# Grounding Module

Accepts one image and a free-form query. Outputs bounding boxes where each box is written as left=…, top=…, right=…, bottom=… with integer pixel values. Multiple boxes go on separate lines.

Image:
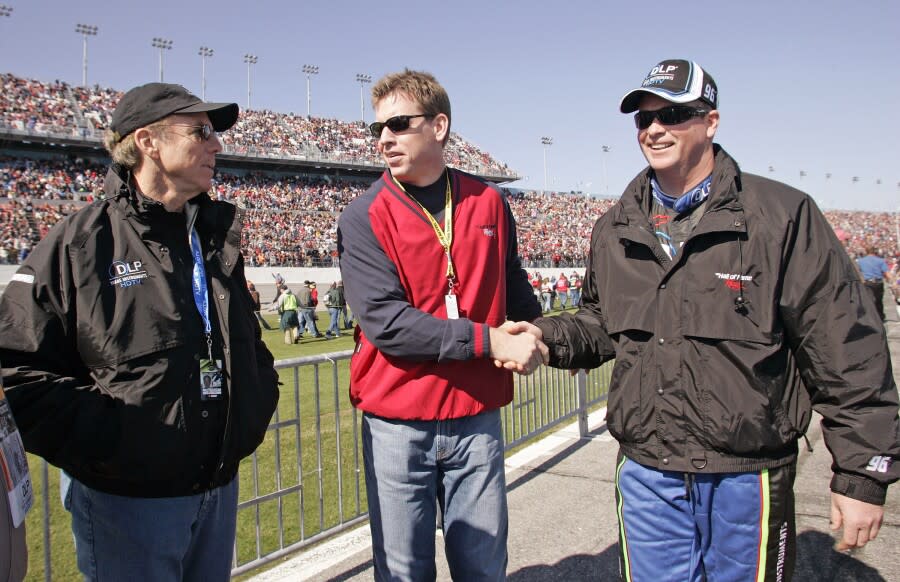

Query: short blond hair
left=372, top=69, right=451, bottom=143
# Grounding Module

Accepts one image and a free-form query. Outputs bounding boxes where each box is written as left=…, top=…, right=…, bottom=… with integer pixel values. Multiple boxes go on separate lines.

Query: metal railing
left=25, top=351, right=611, bottom=581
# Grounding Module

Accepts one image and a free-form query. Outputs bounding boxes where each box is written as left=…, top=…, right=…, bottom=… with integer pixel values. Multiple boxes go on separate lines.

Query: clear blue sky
left=2, top=0, right=898, bottom=210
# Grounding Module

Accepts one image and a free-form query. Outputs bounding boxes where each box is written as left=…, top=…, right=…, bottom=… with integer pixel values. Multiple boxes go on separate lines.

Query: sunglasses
left=165, top=123, right=217, bottom=141
left=634, top=106, right=708, bottom=130
left=368, top=114, right=434, bottom=138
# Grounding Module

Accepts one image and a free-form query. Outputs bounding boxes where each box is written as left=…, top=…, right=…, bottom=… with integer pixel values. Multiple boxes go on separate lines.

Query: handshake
left=489, top=321, right=548, bottom=376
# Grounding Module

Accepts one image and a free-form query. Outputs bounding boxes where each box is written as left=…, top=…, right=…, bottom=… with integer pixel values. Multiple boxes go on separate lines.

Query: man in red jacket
left=337, top=69, right=545, bottom=581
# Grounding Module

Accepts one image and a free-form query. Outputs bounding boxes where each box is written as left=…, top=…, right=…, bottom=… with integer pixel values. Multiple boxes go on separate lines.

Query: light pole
left=302, top=64, right=319, bottom=117
left=243, top=54, right=258, bottom=110
left=74, top=24, right=98, bottom=87
left=198, top=46, right=213, bottom=100
left=601, top=145, right=611, bottom=197
left=356, top=73, right=372, bottom=122
left=151, top=37, right=173, bottom=82
left=541, top=137, right=553, bottom=192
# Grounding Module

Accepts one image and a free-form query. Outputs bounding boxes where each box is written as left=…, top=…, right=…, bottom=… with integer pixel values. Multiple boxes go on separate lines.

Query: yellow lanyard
left=392, top=172, right=456, bottom=288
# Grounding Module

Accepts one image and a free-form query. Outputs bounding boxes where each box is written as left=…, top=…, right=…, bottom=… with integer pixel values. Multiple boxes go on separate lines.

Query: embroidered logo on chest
left=109, top=259, right=149, bottom=288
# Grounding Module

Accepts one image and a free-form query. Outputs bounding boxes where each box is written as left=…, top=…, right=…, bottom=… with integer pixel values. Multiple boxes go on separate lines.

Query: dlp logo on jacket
left=108, top=259, right=148, bottom=288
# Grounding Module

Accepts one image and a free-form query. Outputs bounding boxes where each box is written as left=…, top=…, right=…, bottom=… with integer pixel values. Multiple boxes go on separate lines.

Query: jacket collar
left=102, top=164, right=244, bottom=276
left=614, top=144, right=744, bottom=228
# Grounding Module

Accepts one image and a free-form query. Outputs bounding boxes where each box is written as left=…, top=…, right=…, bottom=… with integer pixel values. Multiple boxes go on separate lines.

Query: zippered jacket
left=338, top=169, right=541, bottom=420
left=536, top=146, right=900, bottom=504
left=0, top=165, right=279, bottom=498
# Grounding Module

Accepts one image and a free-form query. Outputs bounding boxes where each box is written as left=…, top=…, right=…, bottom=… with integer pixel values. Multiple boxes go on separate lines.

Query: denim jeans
left=362, top=410, right=508, bottom=582
left=64, top=475, right=239, bottom=582
left=326, top=307, right=342, bottom=336
left=300, top=308, right=321, bottom=336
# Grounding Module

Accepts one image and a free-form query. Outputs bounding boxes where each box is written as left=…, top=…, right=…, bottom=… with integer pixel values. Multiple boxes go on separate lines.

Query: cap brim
left=176, top=102, right=239, bottom=132
left=619, top=88, right=699, bottom=113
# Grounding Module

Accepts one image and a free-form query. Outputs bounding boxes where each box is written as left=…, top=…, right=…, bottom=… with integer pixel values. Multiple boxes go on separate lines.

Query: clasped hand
left=489, top=321, right=549, bottom=375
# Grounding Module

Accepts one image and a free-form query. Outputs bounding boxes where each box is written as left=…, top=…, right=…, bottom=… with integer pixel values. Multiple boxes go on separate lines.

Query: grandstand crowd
left=2, top=73, right=899, bottom=278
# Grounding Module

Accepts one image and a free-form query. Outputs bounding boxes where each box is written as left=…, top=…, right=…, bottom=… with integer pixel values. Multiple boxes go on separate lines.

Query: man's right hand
left=488, top=324, right=548, bottom=375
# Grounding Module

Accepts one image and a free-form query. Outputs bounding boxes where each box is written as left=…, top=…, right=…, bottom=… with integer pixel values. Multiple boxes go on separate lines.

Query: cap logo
left=643, top=64, right=679, bottom=87
left=703, top=83, right=717, bottom=105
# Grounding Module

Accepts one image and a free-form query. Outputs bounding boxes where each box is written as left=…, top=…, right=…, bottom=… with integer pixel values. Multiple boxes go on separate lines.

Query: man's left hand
left=830, top=492, right=884, bottom=552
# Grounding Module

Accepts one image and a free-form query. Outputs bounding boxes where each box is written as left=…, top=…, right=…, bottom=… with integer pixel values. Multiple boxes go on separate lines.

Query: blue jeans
left=326, top=307, right=341, bottom=336
left=64, top=475, right=239, bottom=582
left=300, top=308, right=320, bottom=336
left=557, top=290, right=568, bottom=308
left=362, top=410, right=508, bottom=582
left=569, top=289, right=581, bottom=307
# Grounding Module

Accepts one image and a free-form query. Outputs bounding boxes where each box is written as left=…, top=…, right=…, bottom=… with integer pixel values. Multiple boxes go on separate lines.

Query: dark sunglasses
left=165, top=123, right=216, bottom=141
left=634, top=106, right=708, bottom=130
left=368, top=114, right=434, bottom=138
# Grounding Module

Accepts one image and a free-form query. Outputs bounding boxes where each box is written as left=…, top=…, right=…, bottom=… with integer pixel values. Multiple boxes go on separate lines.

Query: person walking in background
left=297, top=280, right=322, bottom=338
left=338, top=69, right=546, bottom=581
left=568, top=272, right=582, bottom=307
left=857, top=245, right=892, bottom=321
left=337, top=280, right=354, bottom=329
left=555, top=272, right=569, bottom=309
left=323, top=281, right=343, bottom=338
left=274, top=284, right=300, bottom=344
left=248, top=280, right=274, bottom=330
left=540, top=277, right=553, bottom=312
left=509, top=59, right=900, bottom=581
left=0, top=82, right=279, bottom=581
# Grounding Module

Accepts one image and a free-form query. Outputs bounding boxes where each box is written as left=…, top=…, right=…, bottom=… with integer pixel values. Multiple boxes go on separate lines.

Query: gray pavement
left=253, top=294, right=900, bottom=582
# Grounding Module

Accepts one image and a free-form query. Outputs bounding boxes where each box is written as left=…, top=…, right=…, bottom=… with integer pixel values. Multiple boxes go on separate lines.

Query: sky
left=1, top=0, right=898, bottom=211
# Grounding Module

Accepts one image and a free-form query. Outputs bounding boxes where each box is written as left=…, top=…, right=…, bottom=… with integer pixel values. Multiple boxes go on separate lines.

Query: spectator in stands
left=513, top=59, right=900, bottom=581
left=857, top=245, right=892, bottom=321
left=337, top=69, right=546, bottom=581
left=0, top=82, right=279, bottom=581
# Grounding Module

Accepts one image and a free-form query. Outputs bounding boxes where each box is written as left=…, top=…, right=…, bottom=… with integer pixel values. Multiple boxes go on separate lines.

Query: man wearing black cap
left=0, top=83, right=279, bottom=580
left=511, top=59, right=900, bottom=581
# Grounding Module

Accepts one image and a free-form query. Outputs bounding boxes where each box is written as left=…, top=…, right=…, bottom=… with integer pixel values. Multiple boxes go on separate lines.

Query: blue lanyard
left=189, top=228, right=213, bottom=340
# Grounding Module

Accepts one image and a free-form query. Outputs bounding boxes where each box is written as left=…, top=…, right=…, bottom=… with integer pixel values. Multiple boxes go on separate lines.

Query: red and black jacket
left=337, top=168, right=540, bottom=420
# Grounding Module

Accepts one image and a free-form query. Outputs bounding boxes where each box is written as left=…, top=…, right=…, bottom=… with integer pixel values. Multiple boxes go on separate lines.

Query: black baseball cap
left=619, top=59, right=718, bottom=113
left=110, top=82, right=239, bottom=142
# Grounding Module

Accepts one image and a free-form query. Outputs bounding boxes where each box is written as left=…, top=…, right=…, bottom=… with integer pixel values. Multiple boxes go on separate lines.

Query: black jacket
left=536, top=146, right=900, bottom=504
left=0, top=166, right=279, bottom=497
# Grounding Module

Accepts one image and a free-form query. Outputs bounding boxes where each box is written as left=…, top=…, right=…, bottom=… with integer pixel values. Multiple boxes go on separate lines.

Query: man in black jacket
left=0, top=83, right=279, bottom=581
left=507, top=59, right=899, bottom=581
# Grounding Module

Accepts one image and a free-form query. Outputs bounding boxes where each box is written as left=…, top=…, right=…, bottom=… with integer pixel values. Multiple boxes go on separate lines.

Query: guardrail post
left=575, top=369, right=588, bottom=437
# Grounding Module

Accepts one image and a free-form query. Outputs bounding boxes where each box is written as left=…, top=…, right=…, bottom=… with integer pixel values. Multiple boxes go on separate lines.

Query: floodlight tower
left=302, top=64, right=319, bottom=117
left=243, top=54, right=258, bottom=109
left=541, top=137, right=553, bottom=192
left=75, top=24, right=98, bottom=87
left=151, top=37, right=173, bottom=82
left=198, top=46, right=214, bottom=100
left=356, top=73, right=372, bottom=122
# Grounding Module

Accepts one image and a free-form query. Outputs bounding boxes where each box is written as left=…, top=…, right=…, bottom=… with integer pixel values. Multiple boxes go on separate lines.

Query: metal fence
left=25, top=351, right=611, bottom=581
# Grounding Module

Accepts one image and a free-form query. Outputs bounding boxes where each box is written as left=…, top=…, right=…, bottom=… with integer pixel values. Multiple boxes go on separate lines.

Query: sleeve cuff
left=473, top=322, right=488, bottom=359
left=830, top=473, right=887, bottom=505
